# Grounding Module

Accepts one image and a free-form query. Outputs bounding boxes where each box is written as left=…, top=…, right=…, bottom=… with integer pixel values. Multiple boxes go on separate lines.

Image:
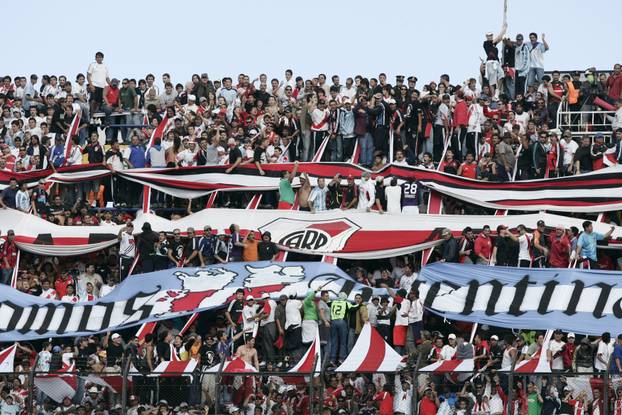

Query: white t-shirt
left=259, top=299, right=277, bottom=326
left=518, top=234, right=532, bottom=262
left=440, top=344, right=457, bottom=360
left=595, top=340, right=611, bottom=371
left=385, top=185, right=402, bottom=214
left=284, top=299, right=302, bottom=329
left=242, top=304, right=260, bottom=333
left=395, top=298, right=410, bottom=326
left=100, top=284, right=116, bottom=297
left=514, top=112, right=530, bottom=134
left=119, top=232, right=136, bottom=258
left=87, top=62, right=110, bottom=88
left=548, top=339, right=565, bottom=370
left=399, top=273, right=417, bottom=291
left=561, top=139, right=579, bottom=167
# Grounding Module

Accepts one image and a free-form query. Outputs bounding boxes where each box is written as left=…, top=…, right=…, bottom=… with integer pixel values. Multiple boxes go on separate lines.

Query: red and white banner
left=500, top=330, right=553, bottom=373
left=419, top=359, right=475, bottom=374
left=151, top=359, right=198, bottom=377
left=3, top=207, right=622, bottom=258
left=0, top=344, right=16, bottom=373
left=145, top=115, right=169, bottom=156
left=33, top=363, right=77, bottom=402
left=3, top=162, right=622, bottom=212
left=335, top=324, right=403, bottom=372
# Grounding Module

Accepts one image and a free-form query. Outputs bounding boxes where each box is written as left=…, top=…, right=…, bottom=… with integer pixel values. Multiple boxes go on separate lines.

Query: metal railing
left=556, top=99, right=616, bottom=143
left=4, top=354, right=618, bottom=414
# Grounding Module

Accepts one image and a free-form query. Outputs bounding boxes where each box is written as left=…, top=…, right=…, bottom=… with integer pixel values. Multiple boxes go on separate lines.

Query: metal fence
left=4, top=355, right=619, bottom=414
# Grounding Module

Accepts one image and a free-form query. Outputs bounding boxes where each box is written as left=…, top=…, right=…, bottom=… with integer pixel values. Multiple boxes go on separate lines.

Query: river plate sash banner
left=417, top=263, right=622, bottom=335
left=0, top=262, right=383, bottom=341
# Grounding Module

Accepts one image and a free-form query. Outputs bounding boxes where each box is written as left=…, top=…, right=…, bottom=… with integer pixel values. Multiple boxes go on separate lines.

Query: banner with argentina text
left=417, top=263, right=622, bottom=335
left=0, top=262, right=384, bottom=341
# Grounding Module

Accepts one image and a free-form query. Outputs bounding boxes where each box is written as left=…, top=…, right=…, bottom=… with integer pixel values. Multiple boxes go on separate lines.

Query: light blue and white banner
left=418, top=263, right=622, bottom=335
left=0, top=262, right=383, bottom=341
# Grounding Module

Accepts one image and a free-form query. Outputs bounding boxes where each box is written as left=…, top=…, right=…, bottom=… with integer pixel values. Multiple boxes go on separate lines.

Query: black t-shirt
left=31, top=187, right=48, bottom=210
left=106, top=343, right=124, bottom=367
left=327, top=182, right=342, bottom=209
left=253, top=147, right=266, bottom=164
left=199, top=343, right=220, bottom=368
left=156, top=239, right=169, bottom=257
left=406, top=101, right=423, bottom=130
left=375, top=277, right=394, bottom=288
left=347, top=304, right=360, bottom=329
left=227, top=299, right=244, bottom=325
left=573, top=146, right=593, bottom=172
left=229, top=147, right=242, bottom=164
left=342, top=184, right=358, bottom=207
left=489, top=344, right=504, bottom=369
left=170, top=240, right=185, bottom=262
left=374, top=183, right=386, bottom=209
left=258, top=241, right=278, bottom=260
left=483, top=40, right=499, bottom=61
left=84, top=143, right=104, bottom=163
left=495, top=236, right=518, bottom=266
left=184, top=238, right=199, bottom=263
left=138, top=231, right=158, bottom=256
left=502, top=44, right=516, bottom=67
left=253, top=90, right=270, bottom=106
left=1, top=187, right=17, bottom=209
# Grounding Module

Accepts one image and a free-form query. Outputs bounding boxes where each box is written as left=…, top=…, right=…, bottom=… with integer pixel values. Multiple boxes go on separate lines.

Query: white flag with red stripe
left=205, top=357, right=258, bottom=374
left=0, top=344, right=16, bottom=373
left=34, top=363, right=77, bottom=402
left=151, top=359, right=197, bottom=377
left=335, top=323, right=403, bottom=372
left=287, top=329, right=321, bottom=382
left=500, top=329, right=553, bottom=373
left=419, top=358, right=475, bottom=374
left=144, top=114, right=169, bottom=156
left=63, top=113, right=81, bottom=164
left=82, top=373, right=130, bottom=394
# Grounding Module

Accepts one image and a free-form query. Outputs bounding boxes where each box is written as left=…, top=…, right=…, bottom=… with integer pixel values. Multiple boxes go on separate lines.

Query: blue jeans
left=1, top=268, right=13, bottom=285
left=527, top=67, right=544, bottom=88
left=358, top=133, right=373, bottom=166
left=329, top=319, right=348, bottom=362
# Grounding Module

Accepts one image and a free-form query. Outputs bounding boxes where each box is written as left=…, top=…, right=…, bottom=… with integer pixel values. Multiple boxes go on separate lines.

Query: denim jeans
left=358, top=133, right=373, bottom=166
left=329, top=319, right=348, bottom=362
left=527, top=67, right=545, bottom=88
left=0, top=268, right=13, bottom=285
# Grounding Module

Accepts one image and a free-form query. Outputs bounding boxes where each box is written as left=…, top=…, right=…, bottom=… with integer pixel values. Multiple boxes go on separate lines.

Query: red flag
left=63, top=113, right=81, bottom=165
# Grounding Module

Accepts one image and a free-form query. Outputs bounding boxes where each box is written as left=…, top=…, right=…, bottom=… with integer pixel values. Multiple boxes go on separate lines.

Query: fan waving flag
left=0, top=344, right=16, bottom=373
left=151, top=359, right=197, bottom=377
left=335, top=324, right=404, bottom=372
left=287, top=329, right=321, bottom=382
left=144, top=114, right=169, bottom=156
left=82, top=373, right=130, bottom=394
left=419, top=359, right=475, bottom=375
left=62, top=113, right=81, bottom=166
left=34, top=363, right=77, bottom=402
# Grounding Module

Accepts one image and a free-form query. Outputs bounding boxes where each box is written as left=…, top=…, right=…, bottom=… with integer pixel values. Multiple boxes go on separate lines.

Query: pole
left=214, top=357, right=227, bottom=414
left=412, top=352, right=423, bottom=415
left=605, top=352, right=612, bottom=415
left=27, top=369, right=35, bottom=412
left=308, top=356, right=317, bottom=415
left=121, top=356, right=131, bottom=413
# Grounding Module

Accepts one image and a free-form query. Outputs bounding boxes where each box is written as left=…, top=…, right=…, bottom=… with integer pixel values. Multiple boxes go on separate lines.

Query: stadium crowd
left=0, top=25, right=622, bottom=414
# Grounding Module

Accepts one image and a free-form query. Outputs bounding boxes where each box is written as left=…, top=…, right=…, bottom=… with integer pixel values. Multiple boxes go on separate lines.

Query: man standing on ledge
left=278, top=161, right=299, bottom=209
left=575, top=221, right=615, bottom=269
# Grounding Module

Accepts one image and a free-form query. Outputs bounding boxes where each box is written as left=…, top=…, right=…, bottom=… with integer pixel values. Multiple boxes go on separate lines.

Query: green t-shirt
left=330, top=300, right=350, bottom=320
left=527, top=392, right=542, bottom=415
left=279, top=178, right=295, bottom=204
left=303, top=291, right=318, bottom=321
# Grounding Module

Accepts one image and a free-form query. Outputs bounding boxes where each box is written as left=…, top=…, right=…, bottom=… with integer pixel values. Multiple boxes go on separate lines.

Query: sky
left=4, top=0, right=620, bottom=87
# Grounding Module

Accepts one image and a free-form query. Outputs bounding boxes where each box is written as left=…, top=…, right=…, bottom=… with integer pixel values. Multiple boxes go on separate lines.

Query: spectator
left=526, top=33, right=549, bottom=87
left=576, top=221, right=615, bottom=268
left=474, top=225, right=493, bottom=265
left=241, top=232, right=259, bottom=262
left=0, top=177, right=18, bottom=209
left=277, top=161, right=299, bottom=209
left=308, top=177, right=329, bottom=213
left=439, top=228, right=459, bottom=263
left=257, top=231, right=278, bottom=261
left=0, top=229, right=17, bottom=285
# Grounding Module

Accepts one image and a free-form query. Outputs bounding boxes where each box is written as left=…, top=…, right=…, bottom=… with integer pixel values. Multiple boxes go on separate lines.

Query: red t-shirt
left=54, top=276, right=74, bottom=299
left=0, top=241, right=17, bottom=268
left=374, top=391, right=394, bottom=415
left=474, top=234, right=493, bottom=261
left=419, top=396, right=438, bottom=415
left=548, top=233, right=570, bottom=268
left=607, top=73, right=622, bottom=101
left=460, top=162, right=478, bottom=179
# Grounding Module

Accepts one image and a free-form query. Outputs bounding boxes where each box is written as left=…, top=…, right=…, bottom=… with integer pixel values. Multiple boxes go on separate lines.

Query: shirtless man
left=297, top=172, right=312, bottom=212
left=236, top=336, right=260, bottom=370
